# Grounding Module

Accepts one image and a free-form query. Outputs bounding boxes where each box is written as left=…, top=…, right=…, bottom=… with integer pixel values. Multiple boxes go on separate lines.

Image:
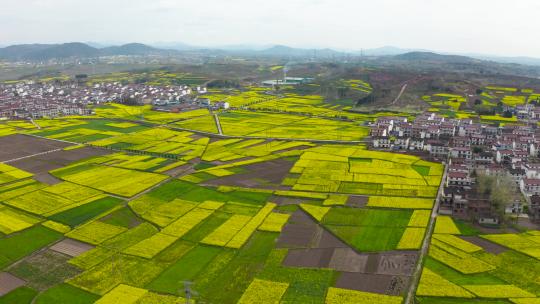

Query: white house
left=520, top=178, right=540, bottom=196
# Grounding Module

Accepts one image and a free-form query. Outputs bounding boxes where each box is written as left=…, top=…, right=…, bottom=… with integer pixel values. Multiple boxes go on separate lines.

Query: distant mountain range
left=465, top=55, right=540, bottom=67
left=0, top=42, right=349, bottom=61
left=354, top=46, right=429, bottom=56
left=0, top=42, right=177, bottom=61
left=392, top=51, right=480, bottom=63
left=250, top=45, right=347, bottom=57
left=1, top=42, right=540, bottom=67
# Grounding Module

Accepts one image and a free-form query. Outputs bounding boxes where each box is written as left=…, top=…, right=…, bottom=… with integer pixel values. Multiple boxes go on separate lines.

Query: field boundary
left=2, top=148, right=64, bottom=164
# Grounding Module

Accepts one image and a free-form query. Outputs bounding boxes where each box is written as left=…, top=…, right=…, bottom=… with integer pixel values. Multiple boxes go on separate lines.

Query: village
left=370, top=111, right=540, bottom=228
left=0, top=79, right=210, bottom=120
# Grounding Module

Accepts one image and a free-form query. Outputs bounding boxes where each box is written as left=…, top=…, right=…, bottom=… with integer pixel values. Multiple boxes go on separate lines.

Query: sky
left=1, top=0, right=539, bottom=57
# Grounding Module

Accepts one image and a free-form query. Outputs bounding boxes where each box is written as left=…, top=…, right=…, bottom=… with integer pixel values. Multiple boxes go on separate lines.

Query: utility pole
left=182, top=281, right=198, bottom=304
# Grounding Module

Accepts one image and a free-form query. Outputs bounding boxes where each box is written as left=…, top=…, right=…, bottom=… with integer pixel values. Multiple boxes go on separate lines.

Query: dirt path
left=213, top=113, right=223, bottom=135
left=392, top=83, right=408, bottom=104
left=29, top=119, right=41, bottom=130
left=23, top=133, right=79, bottom=145
left=0, top=133, right=81, bottom=163
left=2, top=148, right=64, bottom=164
left=404, top=163, right=448, bottom=304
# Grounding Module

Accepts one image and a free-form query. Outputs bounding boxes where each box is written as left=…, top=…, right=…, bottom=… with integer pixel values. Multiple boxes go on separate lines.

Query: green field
left=0, top=226, right=63, bottom=269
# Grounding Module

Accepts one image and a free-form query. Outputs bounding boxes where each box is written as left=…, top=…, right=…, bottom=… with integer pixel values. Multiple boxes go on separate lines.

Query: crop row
left=481, top=233, right=540, bottom=259
left=326, top=287, right=403, bottom=304
left=416, top=268, right=475, bottom=298
left=397, top=227, right=426, bottom=249
left=368, top=196, right=434, bottom=209
left=237, top=279, right=289, bottom=303
left=53, top=164, right=167, bottom=197
left=258, top=213, right=291, bottom=232
left=428, top=243, right=495, bottom=274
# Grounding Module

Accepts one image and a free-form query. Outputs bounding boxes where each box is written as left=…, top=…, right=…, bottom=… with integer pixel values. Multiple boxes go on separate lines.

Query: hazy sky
left=1, top=0, right=539, bottom=57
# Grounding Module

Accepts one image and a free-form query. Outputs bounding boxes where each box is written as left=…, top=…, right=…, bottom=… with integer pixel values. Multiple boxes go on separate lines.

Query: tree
left=476, top=173, right=515, bottom=221
left=357, top=94, right=375, bottom=105
left=474, top=105, right=495, bottom=115
left=490, top=174, right=515, bottom=218
left=502, top=110, right=513, bottom=118
left=207, top=79, right=240, bottom=89
left=337, top=86, right=349, bottom=98
left=75, top=74, right=88, bottom=84
left=476, top=174, right=495, bottom=196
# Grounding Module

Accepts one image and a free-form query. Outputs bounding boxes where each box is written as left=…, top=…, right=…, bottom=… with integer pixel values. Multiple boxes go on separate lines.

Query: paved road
left=404, top=163, right=448, bottom=304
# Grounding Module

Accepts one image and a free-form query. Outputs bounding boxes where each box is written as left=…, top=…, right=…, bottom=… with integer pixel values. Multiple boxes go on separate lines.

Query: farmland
left=422, top=85, right=540, bottom=123
left=416, top=216, right=540, bottom=303
left=0, top=108, right=440, bottom=303
left=0, top=80, right=538, bottom=304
